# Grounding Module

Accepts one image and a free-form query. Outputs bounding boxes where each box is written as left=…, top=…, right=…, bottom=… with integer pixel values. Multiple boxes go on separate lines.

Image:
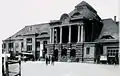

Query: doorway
left=53, top=49, right=58, bottom=61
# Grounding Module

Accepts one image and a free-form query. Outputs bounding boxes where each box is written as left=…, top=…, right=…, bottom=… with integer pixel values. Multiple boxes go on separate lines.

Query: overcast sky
left=0, top=0, right=119, bottom=49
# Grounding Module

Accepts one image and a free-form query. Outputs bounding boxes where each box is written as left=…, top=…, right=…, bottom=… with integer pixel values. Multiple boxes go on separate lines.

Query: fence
left=3, top=55, right=21, bottom=76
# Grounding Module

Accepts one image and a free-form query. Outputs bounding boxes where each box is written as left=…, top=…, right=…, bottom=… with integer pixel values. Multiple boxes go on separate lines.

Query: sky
left=0, top=0, right=119, bottom=75
left=0, top=0, right=119, bottom=42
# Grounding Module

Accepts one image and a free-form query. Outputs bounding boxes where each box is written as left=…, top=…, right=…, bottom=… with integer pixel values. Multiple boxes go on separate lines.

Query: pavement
left=21, top=61, right=120, bottom=76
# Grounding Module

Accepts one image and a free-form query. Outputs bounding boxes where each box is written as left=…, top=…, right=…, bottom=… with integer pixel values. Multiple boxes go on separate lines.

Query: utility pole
left=35, top=33, right=39, bottom=61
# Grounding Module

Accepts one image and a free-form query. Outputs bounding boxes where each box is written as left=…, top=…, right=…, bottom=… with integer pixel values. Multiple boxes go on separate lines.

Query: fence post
left=19, top=55, right=21, bottom=76
left=5, top=56, right=9, bottom=76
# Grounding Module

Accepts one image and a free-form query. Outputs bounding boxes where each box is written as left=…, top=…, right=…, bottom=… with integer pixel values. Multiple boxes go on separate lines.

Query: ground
left=19, top=61, right=120, bottom=76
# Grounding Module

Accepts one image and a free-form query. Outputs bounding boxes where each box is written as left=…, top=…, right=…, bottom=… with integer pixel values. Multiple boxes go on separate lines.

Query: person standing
left=45, top=54, right=48, bottom=65
left=51, top=55, right=55, bottom=65
left=48, top=55, right=51, bottom=64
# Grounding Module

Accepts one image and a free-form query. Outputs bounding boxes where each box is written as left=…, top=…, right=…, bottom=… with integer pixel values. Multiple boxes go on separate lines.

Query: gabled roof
left=68, top=1, right=100, bottom=21
left=5, top=23, right=50, bottom=41
left=75, top=1, right=97, bottom=13
left=96, top=18, right=119, bottom=42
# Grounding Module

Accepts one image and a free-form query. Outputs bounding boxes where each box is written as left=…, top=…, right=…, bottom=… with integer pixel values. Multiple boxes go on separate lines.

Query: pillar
left=50, top=28, right=52, bottom=44
left=54, top=28, right=57, bottom=43
left=32, top=37, right=36, bottom=60
left=52, top=28, right=54, bottom=44
left=23, top=38, right=27, bottom=51
left=81, top=25, right=84, bottom=42
left=60, top=27, right=62, bottom=44
left=68, top=26, right=71, bottom=43
left=77, top=25, right=81, bottom=43
left=6, top=42, right=8, bottom=53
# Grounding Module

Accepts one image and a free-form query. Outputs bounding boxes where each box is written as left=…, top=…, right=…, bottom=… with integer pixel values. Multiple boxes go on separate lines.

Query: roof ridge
left=25, top=22, right=49, bottom=27
left=75, top=1, right=97, bottom=13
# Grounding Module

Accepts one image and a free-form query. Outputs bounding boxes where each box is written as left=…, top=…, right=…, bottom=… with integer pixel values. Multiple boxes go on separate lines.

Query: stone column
left=68, top=26, right=71, bottom=43
left=54, top=28, right=57, bottom=43
left=52, top=28, right=55, bottom=44
left=23, top=38, right=27, bottom=51
left=6, top=42, right=8, bottom=53
left=32, top=37, right=36, bottom=60
left=60, top=27, right=62, bottom=44
left=50, top=28, right=52, bottom=44
left=77, top=25, right=81, bottom=43
left=81, top=25, right=84, bottom=42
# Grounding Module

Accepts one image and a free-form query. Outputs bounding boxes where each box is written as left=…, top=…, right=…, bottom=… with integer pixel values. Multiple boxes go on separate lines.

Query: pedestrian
left=48, top=55, right=51, bottom=64
left=45, top=55, right=48, bottom=65
left=51, top=55, right=55, bottom=65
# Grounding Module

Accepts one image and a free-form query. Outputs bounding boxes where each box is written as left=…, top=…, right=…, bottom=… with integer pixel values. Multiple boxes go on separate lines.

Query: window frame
left=86, top=47, right=90, bottom=55
left=26, top=38, right=32, bottom=43
left=27, top=45, right=32, bottom=51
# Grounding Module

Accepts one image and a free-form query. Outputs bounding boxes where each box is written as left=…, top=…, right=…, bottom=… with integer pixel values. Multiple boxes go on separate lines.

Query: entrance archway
left=61, top=48, right=67, bottom=56
left=70, top=49, right=76, bottom=57
left=53, top=49, right=58, bottom=61
left=43, top=48, right=47, bottom=59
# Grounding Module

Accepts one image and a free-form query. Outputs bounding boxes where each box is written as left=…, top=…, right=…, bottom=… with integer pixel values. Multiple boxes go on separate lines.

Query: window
left=43, top=41, right=47, bottom=44
left=21, top=42, right=23, bottom=48
left=107, top=47, right=119, bottom=56
left=27, top=45, right=32, bottom=51
left=8, top=43, right=13, bottom=48
left=40, top=32, right=48, bottom=35
left=3, top=43, right=6, bottom=48
left=27, top=38, right=32, bottom=43
left=36, top=42, right=40, bottom=47
left=15, top=43, right=19, bottom=48
left=86, top=47, right=90, bottom=54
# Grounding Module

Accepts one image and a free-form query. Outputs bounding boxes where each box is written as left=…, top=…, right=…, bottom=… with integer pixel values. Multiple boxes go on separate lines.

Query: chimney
left=114, top=16, right=116, bottom=22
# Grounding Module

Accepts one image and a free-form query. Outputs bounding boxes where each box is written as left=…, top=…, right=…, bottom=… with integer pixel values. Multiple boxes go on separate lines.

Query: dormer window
left=71, top=12, right=81, bottom=18
left=40, top=32, right=48, bottom=35
left=101, top=35, right=114, bottom=39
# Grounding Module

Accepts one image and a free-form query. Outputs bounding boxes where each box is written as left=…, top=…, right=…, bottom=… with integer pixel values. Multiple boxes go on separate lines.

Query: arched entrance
left=53, top=49, right=58, bottom=61
left=70, top=49, right=76, bottom=57
left=43, top=48, right=47, bottom=59
left=61, top=48, right=67, bottom=57
left=61, top=48, right=67, bottom=61
left=70, top=49, right=76, bottom=62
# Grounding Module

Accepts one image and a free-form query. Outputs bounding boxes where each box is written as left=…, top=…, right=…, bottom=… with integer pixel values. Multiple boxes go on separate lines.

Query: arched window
left=60, top=13, right=70, bottom=24
left=101, top=35, right=114, bottom=39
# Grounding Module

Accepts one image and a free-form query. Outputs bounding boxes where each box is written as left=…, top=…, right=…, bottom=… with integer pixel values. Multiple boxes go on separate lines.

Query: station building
left=2, top=1, right=119, bottom=64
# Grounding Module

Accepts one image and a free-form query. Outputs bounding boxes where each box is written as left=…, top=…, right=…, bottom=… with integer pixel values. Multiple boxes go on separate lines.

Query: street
left=21, top=61, right=120, bottom=76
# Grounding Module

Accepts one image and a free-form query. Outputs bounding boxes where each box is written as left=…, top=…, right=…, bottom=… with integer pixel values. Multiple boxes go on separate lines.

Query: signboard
left=100, top=55, right=107, bottom=61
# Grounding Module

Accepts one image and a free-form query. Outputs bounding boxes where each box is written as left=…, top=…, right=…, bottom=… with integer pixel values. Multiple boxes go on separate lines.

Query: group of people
left=45, top=54, right=55, bottom=65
